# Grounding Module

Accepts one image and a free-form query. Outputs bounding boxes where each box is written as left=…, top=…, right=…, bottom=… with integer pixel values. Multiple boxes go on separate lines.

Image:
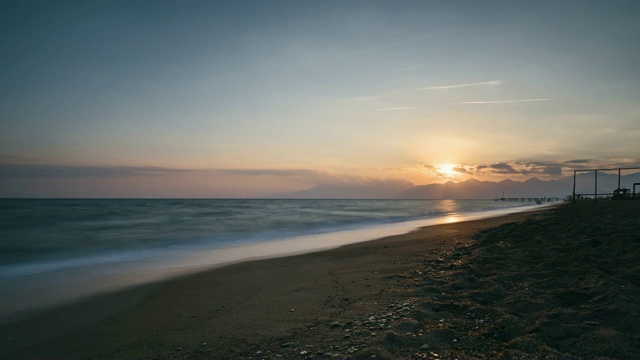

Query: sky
left=1, top=0, right=640, bottom=197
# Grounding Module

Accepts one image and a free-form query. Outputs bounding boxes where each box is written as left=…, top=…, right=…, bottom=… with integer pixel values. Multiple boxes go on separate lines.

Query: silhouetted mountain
left=275, top=172, right=640, bottom=199
left=396, top=177, right=571, bottom=199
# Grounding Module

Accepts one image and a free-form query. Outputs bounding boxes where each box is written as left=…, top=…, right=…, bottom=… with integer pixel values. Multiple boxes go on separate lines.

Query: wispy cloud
left=450, top=98, right=550, bottom=105
left=561, top=158, right=640, bottom=171
left=0, top=163, right=416, bottom=192
left=0, top=154, right=48, bottom=164
left=418, top=80, right=503, bottom=91
left=0, top=164, right=192, bottom=178
left=375, top=107, right=415, bottom=111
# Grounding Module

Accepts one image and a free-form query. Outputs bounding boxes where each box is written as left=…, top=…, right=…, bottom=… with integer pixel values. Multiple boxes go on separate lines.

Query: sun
left=437, top=163, right=457, bottom=177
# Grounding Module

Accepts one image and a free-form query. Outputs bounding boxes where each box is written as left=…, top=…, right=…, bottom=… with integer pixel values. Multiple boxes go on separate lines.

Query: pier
left=496, top=197, right=560, bottom=203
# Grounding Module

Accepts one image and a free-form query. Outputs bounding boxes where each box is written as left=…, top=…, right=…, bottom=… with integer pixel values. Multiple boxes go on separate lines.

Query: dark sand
left=1, top=201, right=639, bottom=359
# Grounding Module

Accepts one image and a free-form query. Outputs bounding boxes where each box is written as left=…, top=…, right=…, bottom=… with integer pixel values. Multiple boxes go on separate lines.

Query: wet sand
left=1, top=201, right=639, bottom=359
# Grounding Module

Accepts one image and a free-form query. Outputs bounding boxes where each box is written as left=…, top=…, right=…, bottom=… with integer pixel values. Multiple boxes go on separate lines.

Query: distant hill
left=396, top=178, right=571, bottom=199
left=398, top=172, right=640, bottom=199
left=275, top=172, right=640, bottom=199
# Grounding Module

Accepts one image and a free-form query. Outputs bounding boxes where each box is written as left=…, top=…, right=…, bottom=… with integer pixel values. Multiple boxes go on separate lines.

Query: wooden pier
left=496, top=197, right=560, bottom=203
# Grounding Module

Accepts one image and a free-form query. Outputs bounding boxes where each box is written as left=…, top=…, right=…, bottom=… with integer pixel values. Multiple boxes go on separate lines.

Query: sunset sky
left=1, top=1, right=640, bottom=197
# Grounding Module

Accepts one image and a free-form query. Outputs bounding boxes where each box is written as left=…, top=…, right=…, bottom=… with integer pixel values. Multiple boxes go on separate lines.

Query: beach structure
left=495, top=190, right=560, bottom=203
left=496, top=196, right=560, bottom=203
left=572, top=167, right=640, bottom=202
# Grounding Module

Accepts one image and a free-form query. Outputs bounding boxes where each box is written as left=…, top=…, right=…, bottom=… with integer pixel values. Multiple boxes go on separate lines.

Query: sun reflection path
left=440, top=214, right=461, bottom=224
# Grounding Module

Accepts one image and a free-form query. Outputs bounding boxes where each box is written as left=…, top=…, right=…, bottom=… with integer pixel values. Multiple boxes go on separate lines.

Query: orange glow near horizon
left=437, top=163, right=458, bottom=177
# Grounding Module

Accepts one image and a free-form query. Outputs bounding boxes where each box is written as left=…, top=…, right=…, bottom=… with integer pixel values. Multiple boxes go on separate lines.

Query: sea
left=0, top=198, right=553, bottom=322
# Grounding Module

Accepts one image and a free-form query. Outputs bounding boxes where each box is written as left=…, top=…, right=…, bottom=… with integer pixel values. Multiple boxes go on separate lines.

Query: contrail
left=450, top=98, right=550, bottom=105
left=418, top=80, right=502, bottom=90
left=375, top=107, right=415, bottom=111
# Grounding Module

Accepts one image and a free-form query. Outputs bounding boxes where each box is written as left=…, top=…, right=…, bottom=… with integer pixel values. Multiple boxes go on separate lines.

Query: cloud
left=486, top=163, right=518, bottom=174
left=0, top=162, right=341, bottom=183
left=412, top=159, right=640, bottom=184
left=219, top=168, right=317, bottom=177
left=418, top=161, right=568, bottom=178
left=418, top=80, right=502, bottom=91
left=563, top=159, right=594, bottom=164
left=375, top=107, right=415, bottom=111
left=452, top=165, right=471, bottom=174
left=0, top=154, right=45, bottom=164
left=217, top=168, right=325, bottom=183
left=0, top=164, right=191, bottom=178
left=450, top=98, right=550, bottom=105
left=559, top=158, right=640, bottom=172
left=514, top=161, right=563, bottom=176
left=472, top=161, right=563, bottom=176
left=0, top=162, right=416, bottom=192
left=475, top=160, right=640, bottom=177
left=0, top=154, right=23, bottom=162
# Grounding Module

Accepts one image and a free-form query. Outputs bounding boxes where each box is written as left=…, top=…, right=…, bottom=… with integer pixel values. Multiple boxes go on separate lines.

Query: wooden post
left=572, top=170, right=576, bottom=203
left=595, top=170, right=598, bottom=200
left=618, top=168, right=621, bottom=190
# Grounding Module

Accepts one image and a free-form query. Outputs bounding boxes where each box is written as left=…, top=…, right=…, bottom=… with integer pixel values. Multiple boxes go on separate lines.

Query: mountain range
left=279, top=172, right=640, bottom=199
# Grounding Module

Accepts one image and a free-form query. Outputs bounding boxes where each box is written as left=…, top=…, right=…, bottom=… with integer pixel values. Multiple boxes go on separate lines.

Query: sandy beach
left=1, top=201, right=639, bottom=359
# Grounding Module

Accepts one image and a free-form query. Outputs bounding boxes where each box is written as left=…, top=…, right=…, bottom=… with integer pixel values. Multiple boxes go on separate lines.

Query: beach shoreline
left=2, top=201, right=639, bottom=359
left=0, top=202, right=554, bottom=324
